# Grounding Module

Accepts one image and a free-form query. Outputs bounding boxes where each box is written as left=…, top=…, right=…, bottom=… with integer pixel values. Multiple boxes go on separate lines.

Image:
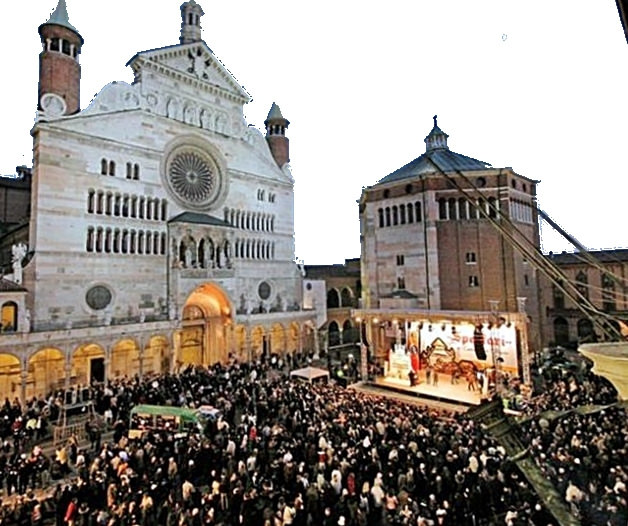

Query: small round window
left=86, top=285, right=112, bottom=311
left=477, top=177, right=487, bottom=187
left=306, top=283, right=313, bottom=291
left=258, top=281, right=271, bottom=300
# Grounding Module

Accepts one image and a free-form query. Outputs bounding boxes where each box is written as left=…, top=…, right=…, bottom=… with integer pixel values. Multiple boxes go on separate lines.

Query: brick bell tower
left=38, top=0, right=83, bottom=116
left=264, top=103, right=290, bottom=168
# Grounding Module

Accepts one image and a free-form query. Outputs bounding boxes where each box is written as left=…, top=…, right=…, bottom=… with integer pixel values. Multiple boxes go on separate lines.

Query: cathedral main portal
left=178, top=283, right=232, bottom=367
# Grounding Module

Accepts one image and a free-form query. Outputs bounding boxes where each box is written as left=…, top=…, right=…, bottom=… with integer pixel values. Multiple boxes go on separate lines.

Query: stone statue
left=11, top=243, right=27, bottom=285
left=184, top=245, right=193, bottom=268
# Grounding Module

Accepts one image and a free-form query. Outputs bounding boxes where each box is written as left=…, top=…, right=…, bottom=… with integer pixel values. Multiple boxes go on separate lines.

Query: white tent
left=289, top=366, right=330, bottom=383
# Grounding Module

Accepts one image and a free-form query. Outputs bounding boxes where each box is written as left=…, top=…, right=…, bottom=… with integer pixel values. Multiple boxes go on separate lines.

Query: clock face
left=163, top=144, right=226, bottom=211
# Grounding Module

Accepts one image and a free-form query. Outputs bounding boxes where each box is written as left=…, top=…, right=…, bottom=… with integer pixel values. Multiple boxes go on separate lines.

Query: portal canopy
left=184, top=282, right=232, bottom=319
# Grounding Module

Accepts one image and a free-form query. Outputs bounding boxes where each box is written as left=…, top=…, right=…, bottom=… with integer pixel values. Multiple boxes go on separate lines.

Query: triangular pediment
left=127, top=42, right=250, bottom=103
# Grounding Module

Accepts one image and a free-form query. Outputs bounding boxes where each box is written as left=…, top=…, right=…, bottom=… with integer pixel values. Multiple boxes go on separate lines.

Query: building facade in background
left=541, top=250, right=628, bottom=348
left=0, top=0, right=317, bottom=401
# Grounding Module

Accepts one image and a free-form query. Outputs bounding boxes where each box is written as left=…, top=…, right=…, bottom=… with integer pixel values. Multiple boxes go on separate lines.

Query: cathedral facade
left=0, top=0, right=317, bottom=401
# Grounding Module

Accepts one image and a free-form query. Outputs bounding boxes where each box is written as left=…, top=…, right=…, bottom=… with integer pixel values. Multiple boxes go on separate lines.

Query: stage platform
left=371, top=373, right=485, bottom=407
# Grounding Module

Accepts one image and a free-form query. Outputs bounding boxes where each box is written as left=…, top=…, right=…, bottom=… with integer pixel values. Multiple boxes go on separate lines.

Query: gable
left=127, top=42, right=251, bottom=104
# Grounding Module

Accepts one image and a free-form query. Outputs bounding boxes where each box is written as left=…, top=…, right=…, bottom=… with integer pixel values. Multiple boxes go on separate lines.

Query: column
left=20, top=371, right=28, bottom=405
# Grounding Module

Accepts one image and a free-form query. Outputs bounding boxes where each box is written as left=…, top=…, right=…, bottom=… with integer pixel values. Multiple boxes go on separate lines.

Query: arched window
left=342, top=320, right=356, bottom=344
left=438, top=198, right=447, bottom=220
left=553, top=317, right=569, bottom=346
left=448, top=198, right=456, bottom=220
left=138, top=232, right=144, bottom=255
left=392, top=206, right=398, bottom=226
left=96, top=228, right=104, bottom=253
left=385, top=207, right=391, bottom=227
left=139, top=197, right=145, bottom=219
left=602, top=273, right=616, bottom=312
left=407, top=203, right=414, bottom=223
left=101, top=159, right=108, bottom=175
left=108, top=161, right=115, bottom=176
left=114, top=194, right=121, bottom=216
left=327, top=289, right=340, bottom=309
left=86, top=227, right=94, bottom=252
left=378, top=209, right=384, bottom=228
left=146, top=232, right=152, bottom=255
left=415, top=201, right=422, bottom=222
left=146, top=198, right=152, bottom=220
left=131, top=196, right=137, bottom=218
left=1, top=302, right=18, bottom=332
left=121, top=230, right=129, bottom=254
left=87, top=190, right=95, bottom=213
left=130, top=231, right=137, bottom=253
left=113, top=230, right=120, bottom=253
left=105, top=193, right=112, bottom=215
left=458, top=198, right=467, bottom=220
left=126, top=162, right=132, bottom=179
left=399, top=205, right=406, bottom=224
left=96, top=191, right=104, bottom=214
left=575, top=271, right=589, bottom=300
left=122, top=196, right=129, bottom=217
left=488, top=197, right=498, bottom=218
left=105, top=229, right=112, bottom=253
left=133, top=164, right=140, bottom=180
left=153, top=232, right=160, bottom=254
left=160, top=233, right=166, bottom=255
left=340, top=287, right=353, bottom=308
left=328, top=321, right=340, bottom=347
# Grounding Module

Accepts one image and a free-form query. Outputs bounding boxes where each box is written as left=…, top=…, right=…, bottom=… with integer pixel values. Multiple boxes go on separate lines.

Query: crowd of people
left=0, top=350, right=619, bottom=525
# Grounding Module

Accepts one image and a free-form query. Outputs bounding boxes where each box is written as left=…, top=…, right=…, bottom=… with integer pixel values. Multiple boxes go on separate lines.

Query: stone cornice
left=132, top=53, right=250, bottom=106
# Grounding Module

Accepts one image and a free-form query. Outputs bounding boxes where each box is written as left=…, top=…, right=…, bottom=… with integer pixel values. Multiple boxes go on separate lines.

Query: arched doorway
left=0, top=354, right=21, bottom=401
left=328, top=321, right=340, bottom=347
left=553, top=317, right=569, bottom=346
left=144, top=336, right=170, bottom=375
left=110, top=339, right=140, bottom=379
left=327, top=289, right=340, bottom=309
left=28, top=348, right=65, bottom=398
left=179, top=283, right=233, bottom=367
left=72, top=344, right=106, bottom=386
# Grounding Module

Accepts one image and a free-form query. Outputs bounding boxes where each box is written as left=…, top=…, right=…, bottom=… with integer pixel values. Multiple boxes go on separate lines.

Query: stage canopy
left=290, top=366, right=330, bottom=383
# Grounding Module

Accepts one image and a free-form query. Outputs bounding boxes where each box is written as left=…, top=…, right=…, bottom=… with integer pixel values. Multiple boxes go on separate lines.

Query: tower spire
left=38, top=0, right=84, bottom=115
left=180, top=1, right=205, bottom=44
left=265, top=103, right=290, bottom=168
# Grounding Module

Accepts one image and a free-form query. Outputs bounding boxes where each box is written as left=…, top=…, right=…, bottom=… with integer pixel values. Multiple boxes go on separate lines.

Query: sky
left=1, top=1, right=627, bottom=265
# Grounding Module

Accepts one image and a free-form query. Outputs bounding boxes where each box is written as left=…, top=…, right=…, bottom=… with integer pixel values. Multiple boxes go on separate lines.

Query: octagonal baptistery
left=23, top=1, right=306, bottom=370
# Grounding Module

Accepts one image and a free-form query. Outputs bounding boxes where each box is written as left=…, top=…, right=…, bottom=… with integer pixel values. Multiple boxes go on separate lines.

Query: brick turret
left=38, top=0, right=83, bottom=115
left=264, top=103, right=290, bottom=168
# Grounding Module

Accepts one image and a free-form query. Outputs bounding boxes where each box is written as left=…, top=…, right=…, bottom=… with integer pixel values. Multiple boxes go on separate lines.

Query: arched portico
left=110, top=338, right=140, bottom=379
left=0, top=353, right=21, bottom=402
left=270, top=323, right=285, bottom=356
left=72, top=343, right=106, bottom=386
left=27, top=348, right=65, bottom=399
left=178, top=283, right=233, bottom=367
left=144, top=335, right=171, bottom=375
